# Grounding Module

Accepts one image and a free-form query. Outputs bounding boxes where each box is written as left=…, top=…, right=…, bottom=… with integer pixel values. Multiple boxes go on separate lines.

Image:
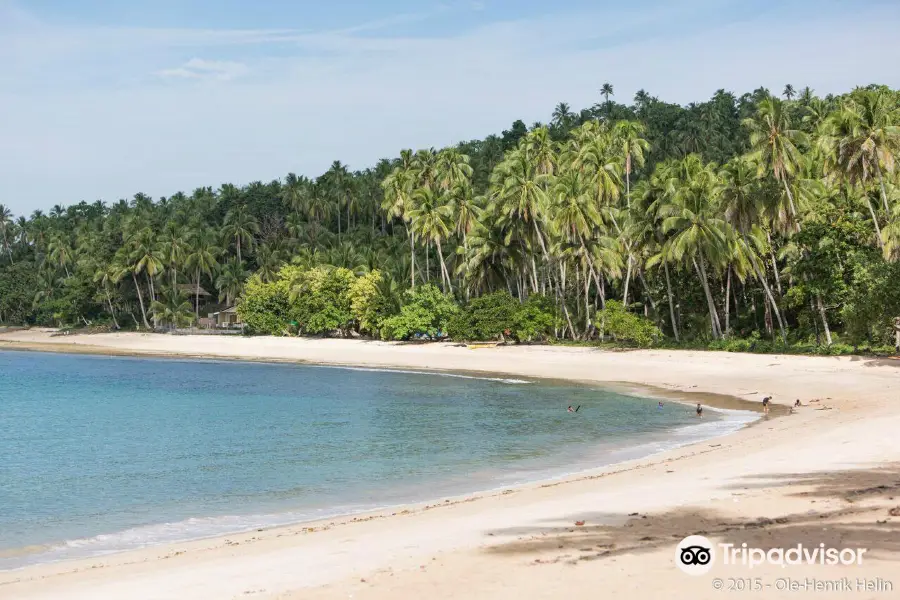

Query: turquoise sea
left=0, top=349, right=755, bottom=569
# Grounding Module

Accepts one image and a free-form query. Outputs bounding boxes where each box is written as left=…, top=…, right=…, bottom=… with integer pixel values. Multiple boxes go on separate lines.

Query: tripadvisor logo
left=676, top=535, right=715, bottom=575
left=675, top=535, right=868, bottom=575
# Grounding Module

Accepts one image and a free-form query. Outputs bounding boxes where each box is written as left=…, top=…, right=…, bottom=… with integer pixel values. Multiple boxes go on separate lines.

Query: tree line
left=1, top=83, right=899, bottom=352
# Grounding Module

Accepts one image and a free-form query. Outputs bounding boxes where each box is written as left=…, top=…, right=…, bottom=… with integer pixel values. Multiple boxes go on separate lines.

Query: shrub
left=287, top=266, right=355, bottom=335
left=348, top=270, right=393, bottom=336
left=447, top=291, right=518, bottom=341
left=513, top=294, right=557, bottom=342
left=381, top=284, right=458, bottom=341
left=237, top=275, right=291, bottom=335
left=595, top=301, right=661, bottom=348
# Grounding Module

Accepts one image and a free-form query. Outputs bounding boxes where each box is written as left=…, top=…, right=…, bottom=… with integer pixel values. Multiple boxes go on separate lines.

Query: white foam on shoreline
left=1, top=404, right=758, bottom=572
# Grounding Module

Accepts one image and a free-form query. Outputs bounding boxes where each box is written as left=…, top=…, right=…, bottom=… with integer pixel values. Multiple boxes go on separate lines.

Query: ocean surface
left=0, top=349, right=756, bottom=569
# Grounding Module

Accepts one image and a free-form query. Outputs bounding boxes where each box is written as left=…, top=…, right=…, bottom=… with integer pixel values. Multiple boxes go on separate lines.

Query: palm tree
left=0, top=204, right=13, bottom=263
left=828, top=89, right=899, bottom=214
left=600, top=82, right=614, bottom=117
left=157, top=221, right=189, bottom=288
left=783, top=84, right=796, bottom=101
left=254, top=243, right=282, bottom=283
left=551, top=102, right=575, bottom=135
left=651, top=155, right=730, bottom=339
left=382, top=150, right=417, bottom=287
left=721, top=156, right=787, bottom=340
left=92, top=262, right=121, bottom=329
left=325, top=160, right=351, bottom=238
left=281, top=173, right=309, bottom=214
left=614, top=121, right=650, bottom=208
left=129, top=228, right=163, bottom=304
left=46, top=234, right=75, bottom=277
left=150, top=286, right=194, bottom=330
left=744, top=95, right=808, bottom=221
left=409, top=187, right=453, bottom=291
left=215, top=258, right=249, bottom=306
left=185, top=228, right=221, bottom=319
left=222, top=204, right=259, bottom=262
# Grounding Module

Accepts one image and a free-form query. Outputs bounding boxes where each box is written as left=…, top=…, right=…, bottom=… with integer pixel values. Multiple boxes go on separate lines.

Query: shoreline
left=1, top=330, right=899, bottom=599
left=0, top=345, right=762, bottom=571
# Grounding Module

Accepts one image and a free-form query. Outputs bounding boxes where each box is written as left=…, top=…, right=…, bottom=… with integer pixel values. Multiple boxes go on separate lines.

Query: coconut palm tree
left=613, top=121, right=650, bottom=208
left=651, top=155, right=730, bottom=339
left=0, top=204, right=13, bottom=263
left=409, top=187, right=453, bottom=291
left=47, top=234, right=74, bottom=277
left=150, top=286, right=194, bottom=330
left=783, top=84, right=796, bottom=101
left=600, top=82, right=614, bottom=117
left=157, top=221, right=189, bottom=288
left=92, top=262, right=121, bottom=329
left=222, top=204, right=259, bottom=262
left=721, top=156, right=787, bottom=340
left=281, top=173, right=310, bottom=214
left=185, top=228, right=221, bottom=318
left=255, top=243, right=283, bottom=283
left=744, top=95, right=808, bottom=221
left=215, top=258, right=249, bottom=306
left=551, top=102, right=575, bottom=135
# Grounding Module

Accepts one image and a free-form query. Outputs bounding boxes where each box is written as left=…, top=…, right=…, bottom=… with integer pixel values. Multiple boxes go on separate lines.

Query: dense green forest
left=2, top=83, right=900, bottom=353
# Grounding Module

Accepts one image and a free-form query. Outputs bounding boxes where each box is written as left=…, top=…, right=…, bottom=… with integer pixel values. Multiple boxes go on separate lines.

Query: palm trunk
left=195, top=268, right=201, bottom=319
left=132, top=272, right=150, bottom=329
left=558, top=262, right=576, bottom=339
left=435, top=239, right=451, bottom=292
left=693, top=255, right=722, bottom=339
left=236, top=237, right=242, bottom=263
left=724, top=266, right=731, bottom=336
left=765, top=230, right=782, bottom=295
left=106, top=289, right=120, bottom=330
left=622, top=255, right=632, bottom=307
left=876, top=162, right=891, bottom=214
left=625, top=154, right=632, bottom=209
left=409, top=228, right=416, bottom=289
left=864, top=195, right=884, bottom=247
left=744, top=234, right=787, bottom=342
left=663, top=262, right=679, bottom=341
left=782, top=178, right=799, bottom=223
left=816, top=293, right=832, bottom=346
left=583, top=266, right=591, bottom=333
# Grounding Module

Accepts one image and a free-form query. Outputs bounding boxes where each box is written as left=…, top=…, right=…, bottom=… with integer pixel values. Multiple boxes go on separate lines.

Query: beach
left=1, top=329, right=899, bottom=599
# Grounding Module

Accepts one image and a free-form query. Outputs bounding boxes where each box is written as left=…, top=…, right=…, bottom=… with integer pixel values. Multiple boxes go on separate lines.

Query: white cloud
left=158, top=58, right=248, bottom=81
left=1, top=1, right=899, bottom=216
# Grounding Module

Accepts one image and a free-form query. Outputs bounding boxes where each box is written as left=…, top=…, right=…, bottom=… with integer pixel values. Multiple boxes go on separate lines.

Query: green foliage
left=380, top=284, right=458, bottom=340
left=237, top=274, right=291, bottom=335
left=348, top=270, right=392, bottom=336
left=447, top=291, right=518, bottom=341
left=0, top=261, right=37, bottom=324
left=841, top=259, right=900, bottom=345
left=3, top=85, right=900, bottom=358
left=446, top=292, right=558, bottom=342
left=513, top=294, right=558, bottom=342
left=595, top=300, right=661, bottom=348
left=287, top=266, right=355, bottom=335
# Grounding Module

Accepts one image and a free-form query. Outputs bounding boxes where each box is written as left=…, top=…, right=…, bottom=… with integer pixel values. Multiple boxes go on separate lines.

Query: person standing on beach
left=696, top=403, right=703, bottom=418
left=762, top=396, right=771, bottom=414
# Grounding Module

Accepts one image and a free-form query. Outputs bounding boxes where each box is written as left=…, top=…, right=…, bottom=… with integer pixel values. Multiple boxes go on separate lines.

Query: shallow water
left=0, top=350, right=755, bottom=569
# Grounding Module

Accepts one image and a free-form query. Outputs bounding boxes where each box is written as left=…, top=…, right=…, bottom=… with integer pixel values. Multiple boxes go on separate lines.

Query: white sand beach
left=1, top=329, right=899, bottom=600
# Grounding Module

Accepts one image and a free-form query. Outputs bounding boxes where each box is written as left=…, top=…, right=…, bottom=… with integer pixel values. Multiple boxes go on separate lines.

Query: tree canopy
left=2, top=83, right=899, bottom=353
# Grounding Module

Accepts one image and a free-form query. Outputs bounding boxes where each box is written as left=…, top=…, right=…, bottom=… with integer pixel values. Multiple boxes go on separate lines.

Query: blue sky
left=2, top=0, right=900, bottom=215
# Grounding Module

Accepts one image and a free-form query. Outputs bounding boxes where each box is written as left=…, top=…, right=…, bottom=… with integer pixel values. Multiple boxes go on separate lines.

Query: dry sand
left=1, top=329, right=899, bottom=600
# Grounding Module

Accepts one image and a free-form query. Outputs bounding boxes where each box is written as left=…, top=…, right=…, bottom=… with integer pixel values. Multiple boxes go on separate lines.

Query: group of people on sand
left=567, top=395, right=802, bottom=417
